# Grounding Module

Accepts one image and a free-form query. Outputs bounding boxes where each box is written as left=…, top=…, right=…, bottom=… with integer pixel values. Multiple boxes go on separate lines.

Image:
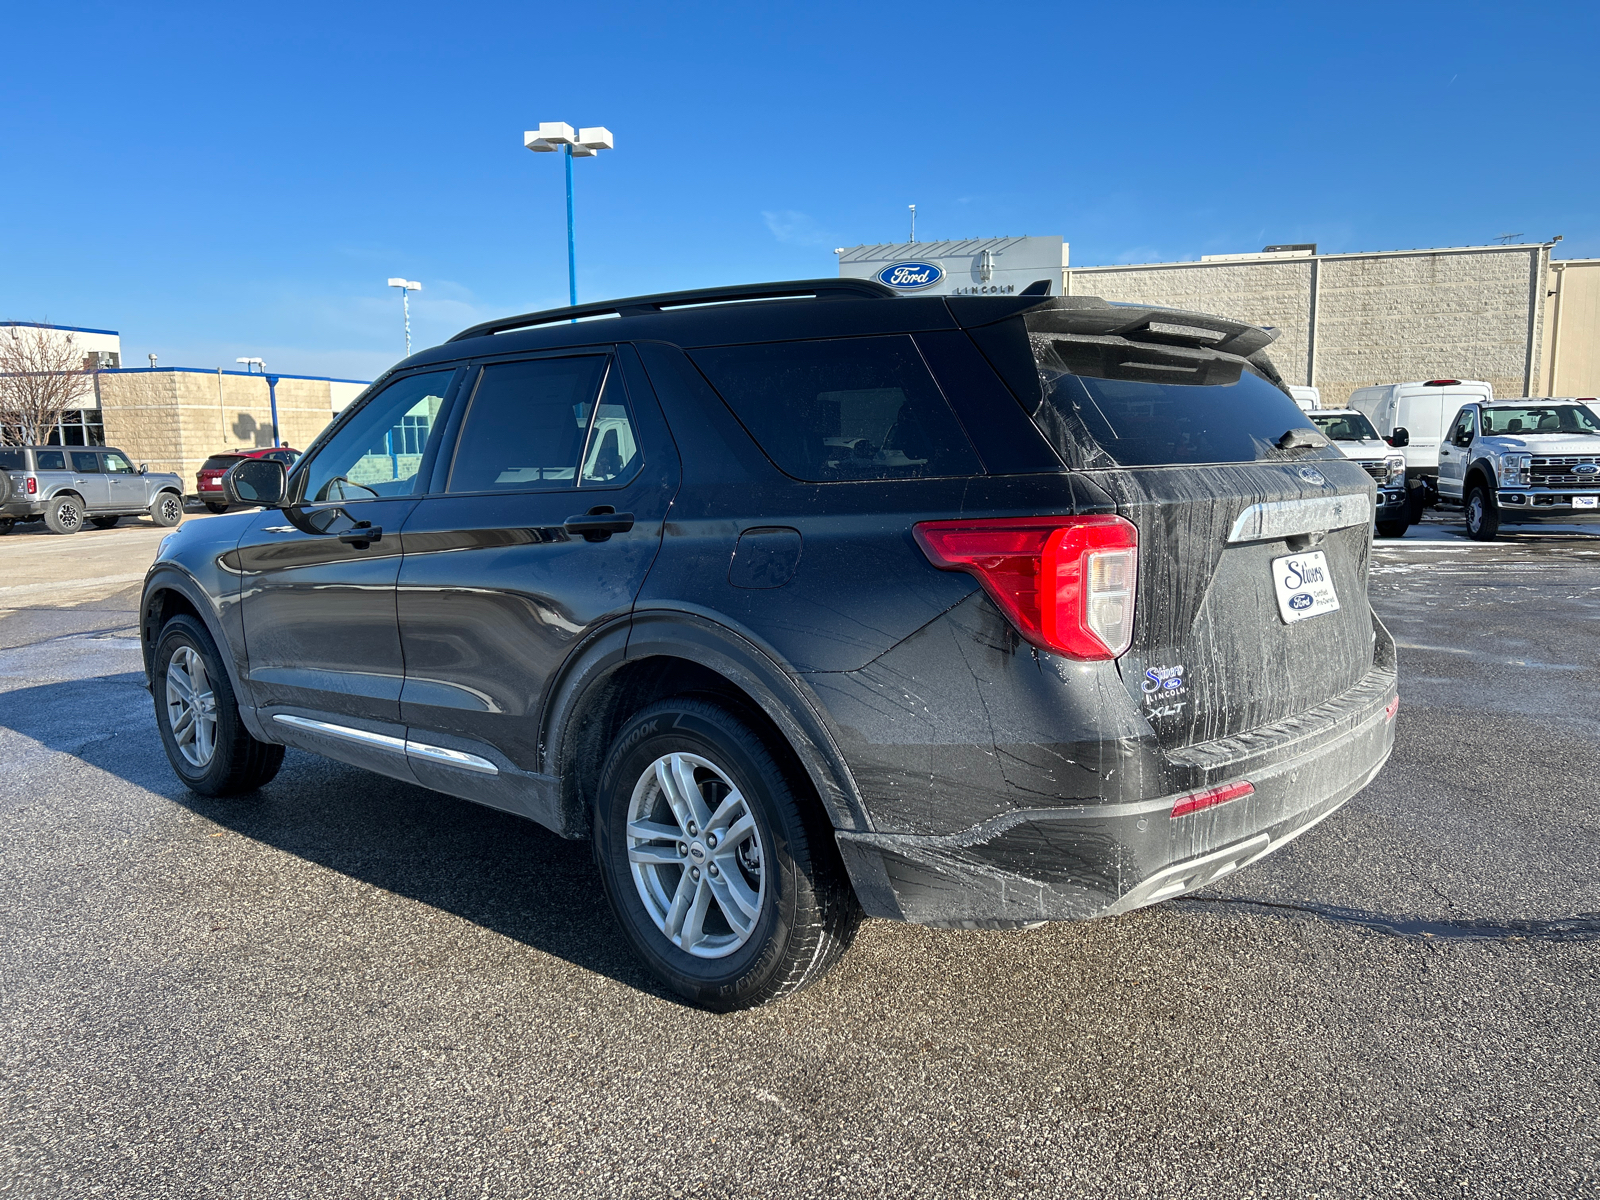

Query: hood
left=1330, top=437, right=1393, bottom=462
left=1484, top=434, right=1600, bottom=455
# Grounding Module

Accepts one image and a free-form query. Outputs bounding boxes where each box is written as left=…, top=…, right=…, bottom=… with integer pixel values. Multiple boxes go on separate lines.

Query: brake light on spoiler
left=913, top=514, right=1138, bottom=659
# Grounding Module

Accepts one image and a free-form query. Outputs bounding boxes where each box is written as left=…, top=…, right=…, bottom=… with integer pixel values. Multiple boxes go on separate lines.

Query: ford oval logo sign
left=1576, top=463, right=1598, bottom=476
left=877, top=261, right=944, bottom=290
left=1288, top=593, right=1315, bottom=611
left=1297, top=466, right=1326, bottom=486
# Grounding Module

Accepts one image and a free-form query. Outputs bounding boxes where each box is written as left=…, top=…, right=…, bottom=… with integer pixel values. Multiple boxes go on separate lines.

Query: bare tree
left=0, top=323, right=94, bottom=445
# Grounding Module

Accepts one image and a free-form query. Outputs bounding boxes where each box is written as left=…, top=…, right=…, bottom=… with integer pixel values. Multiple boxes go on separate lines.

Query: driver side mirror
left=1387, top=427, right=1410, bottom=448
left=223, top=458, right=287, bottom=507
left=137, top=463, right=148, bottom=475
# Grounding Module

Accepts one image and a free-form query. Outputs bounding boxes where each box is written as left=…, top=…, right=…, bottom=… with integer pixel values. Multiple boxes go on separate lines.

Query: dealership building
left=838, top=238, right=1600, bottom=408
left=1, top=323, right=368, bottom=480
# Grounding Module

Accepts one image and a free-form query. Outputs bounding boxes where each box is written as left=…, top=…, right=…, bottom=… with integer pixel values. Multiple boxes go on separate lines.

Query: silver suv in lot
left=0, top=446, right=186, bottom=534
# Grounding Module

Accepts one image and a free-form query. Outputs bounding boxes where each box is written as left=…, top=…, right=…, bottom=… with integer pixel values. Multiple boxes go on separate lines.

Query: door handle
left=338, top=524, right=383, bottom=548
left=563, top=506, right=635, bottom=540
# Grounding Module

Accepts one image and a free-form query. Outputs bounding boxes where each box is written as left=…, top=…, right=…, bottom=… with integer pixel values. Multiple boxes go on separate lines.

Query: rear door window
left=447, top=356, right=609, bottom=493
left=689, top=336, right=981, bottom=481
left=71, top=451, right=101, bottom=473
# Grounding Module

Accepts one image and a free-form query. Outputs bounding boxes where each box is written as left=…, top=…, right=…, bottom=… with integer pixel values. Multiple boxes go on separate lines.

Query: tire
left=43, top=494, right=85, bottom=535
left=152, top=614, right=284, bottom=796
left=150, top=491, right=184, bottom=528
left=1465, top=481, right=1500, bottom=541
left=0, top=470, right=11, bottom=506
left=1406, top=480, right=1428, bottom=524
left=0, top=518, right=14, bottom=535
left=1375, top=519, right=1408, bottom=538
left=593, top=698, right=861, bottom=1011
left=205, top=502, right=230, bottom=514
left=89, top=515, right=120, bottom=529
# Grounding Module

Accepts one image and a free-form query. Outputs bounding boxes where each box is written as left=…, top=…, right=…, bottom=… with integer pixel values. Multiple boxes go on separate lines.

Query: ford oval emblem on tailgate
left=876, top=261, right=944, bottom=290
left=1297, top=466, right=1326, bottom=486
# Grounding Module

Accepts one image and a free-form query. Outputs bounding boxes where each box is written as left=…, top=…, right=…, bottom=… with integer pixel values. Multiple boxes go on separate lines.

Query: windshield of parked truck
left=1311, top=412, right=1380, bottom=441
left=1479, top=405, right=1600, bottom=436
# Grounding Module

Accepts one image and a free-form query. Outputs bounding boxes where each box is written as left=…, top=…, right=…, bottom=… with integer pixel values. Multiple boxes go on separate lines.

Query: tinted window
left=35, top=450, right=65, bottom=470
left=103, top=452, right=134, bottom=474
left=301, top=370, right=453, bottom=503
left=448, top=356, right=607, bottom=492
left=202, top=455, right=241, bottom=472
left=580, top=367, right=641, bottom=487
left=0, top=450, right=23, bottom=470
left=71, top=451, right=101, bottom=472
left=1028, top=334, right=1314, bottom=467
left=690, top=336, right=981, bottom=481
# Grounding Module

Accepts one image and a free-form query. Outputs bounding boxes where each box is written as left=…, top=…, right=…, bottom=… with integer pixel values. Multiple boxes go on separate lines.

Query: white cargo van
left=1347, top=379, right=1493, bottom=503
left=1288, top=385, right=1321, bottom=412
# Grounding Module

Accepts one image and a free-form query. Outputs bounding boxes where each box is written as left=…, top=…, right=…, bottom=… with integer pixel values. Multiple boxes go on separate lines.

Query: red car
left=195, top=446, right=300, bottom=513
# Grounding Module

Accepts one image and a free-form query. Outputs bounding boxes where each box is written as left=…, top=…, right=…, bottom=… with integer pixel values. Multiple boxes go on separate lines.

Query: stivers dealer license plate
left=1573, top=496, right=1597, bottom=509
left=1271, top=550, right=1341, bottom=624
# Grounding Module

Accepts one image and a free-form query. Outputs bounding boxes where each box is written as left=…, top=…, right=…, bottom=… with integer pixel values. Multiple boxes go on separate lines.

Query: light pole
left=236, top=356, right=279, bottom=447
left=387, top=278, right=421, bottom=356
left=523, top=122, right=614, bottom=306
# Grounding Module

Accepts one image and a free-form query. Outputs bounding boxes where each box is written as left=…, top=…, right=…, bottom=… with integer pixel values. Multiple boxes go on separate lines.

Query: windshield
left=1479, top=405, right=1600, bottom=436
left=1310, top=412, right=1380, bottom=441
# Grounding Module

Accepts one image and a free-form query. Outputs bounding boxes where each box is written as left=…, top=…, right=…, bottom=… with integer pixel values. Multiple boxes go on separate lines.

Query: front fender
left=140, top=546, right=261, bottom=740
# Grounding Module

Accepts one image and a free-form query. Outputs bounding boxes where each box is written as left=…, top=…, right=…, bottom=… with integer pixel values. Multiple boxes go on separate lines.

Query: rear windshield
left=202, top=455, right=242, bottom=472
left=1028, top=333, right=1315, bottom=468
left=1479, top=405, right=1600, bottom=436
left=0, top=450, right=23, bottom=470
left=690, top=336, right=982, bottom=481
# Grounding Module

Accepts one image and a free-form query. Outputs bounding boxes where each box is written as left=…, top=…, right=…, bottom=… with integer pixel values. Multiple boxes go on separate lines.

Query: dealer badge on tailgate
left=1271, top=549, right=1340, bottom=624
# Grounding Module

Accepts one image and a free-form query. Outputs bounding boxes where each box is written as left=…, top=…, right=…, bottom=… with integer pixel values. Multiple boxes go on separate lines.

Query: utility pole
left=524, top=122, right=615, bottom=307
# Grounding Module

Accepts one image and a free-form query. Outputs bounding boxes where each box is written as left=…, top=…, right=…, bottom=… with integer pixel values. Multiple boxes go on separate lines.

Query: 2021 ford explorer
left=140, top=279, right=1398, bottom=1009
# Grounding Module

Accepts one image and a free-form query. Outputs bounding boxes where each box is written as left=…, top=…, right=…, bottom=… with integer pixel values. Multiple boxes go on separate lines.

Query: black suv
left=140, top=280, right=1398, bottom=1009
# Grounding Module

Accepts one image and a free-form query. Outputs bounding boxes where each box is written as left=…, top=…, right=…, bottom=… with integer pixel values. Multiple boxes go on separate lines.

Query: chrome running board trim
left=271, top=714, right=499, bottom=776
left=1227, top=493, right=1371, bottom=543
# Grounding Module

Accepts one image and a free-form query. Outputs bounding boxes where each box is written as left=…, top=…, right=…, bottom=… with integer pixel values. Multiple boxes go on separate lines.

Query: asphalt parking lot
left=2, top=513, right=1597, bottom=1198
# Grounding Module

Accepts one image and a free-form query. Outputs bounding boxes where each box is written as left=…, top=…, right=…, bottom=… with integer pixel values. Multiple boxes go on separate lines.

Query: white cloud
left=762, top=210, right=831, bottom=247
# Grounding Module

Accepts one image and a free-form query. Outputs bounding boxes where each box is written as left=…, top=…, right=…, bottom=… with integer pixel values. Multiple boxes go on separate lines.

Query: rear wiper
left=1277, top=428, right=1330, bottom=452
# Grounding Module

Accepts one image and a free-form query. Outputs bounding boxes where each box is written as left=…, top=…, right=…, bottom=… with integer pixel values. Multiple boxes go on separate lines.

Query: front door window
left=299, top=371, right=454, bottom=504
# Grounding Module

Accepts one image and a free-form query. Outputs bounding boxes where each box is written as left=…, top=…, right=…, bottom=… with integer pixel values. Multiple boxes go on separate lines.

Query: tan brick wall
left=1068, top=258, right=1315, bottom=387
left=99, top=371, right=343, bottom=485
left=1541, top=259, right=1600, bottom=399
left=1069, top=246, right=1548, bottom=409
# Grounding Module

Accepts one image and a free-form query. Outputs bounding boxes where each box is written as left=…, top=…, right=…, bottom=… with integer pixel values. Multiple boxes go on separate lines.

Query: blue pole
left=265, top=374, right=281, bottom=447
left=564, top=143, right=577, bottom=307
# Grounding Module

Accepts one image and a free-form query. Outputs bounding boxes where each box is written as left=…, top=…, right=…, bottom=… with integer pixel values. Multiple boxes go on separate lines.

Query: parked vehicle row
left=0, top=446, right=186, bottom=534
left=141, top=281, right=1398, bottom=1009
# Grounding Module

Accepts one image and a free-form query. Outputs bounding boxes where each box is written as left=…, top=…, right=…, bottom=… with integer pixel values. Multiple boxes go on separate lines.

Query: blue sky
left=3, top=0, right=1595, bottom=380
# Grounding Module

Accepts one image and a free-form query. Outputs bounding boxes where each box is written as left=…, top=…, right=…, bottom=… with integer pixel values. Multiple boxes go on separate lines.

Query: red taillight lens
left=1170, top=780, right=1255, bottom=819
left=913, top=514, right=1138, bottom=659
left=26, top=476, right=37, bottom=495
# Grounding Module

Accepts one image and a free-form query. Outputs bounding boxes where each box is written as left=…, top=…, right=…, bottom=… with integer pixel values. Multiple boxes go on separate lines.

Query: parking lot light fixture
left=524, top=122, right=614, bottom=307
left=387, top=278, right=422, bottom=357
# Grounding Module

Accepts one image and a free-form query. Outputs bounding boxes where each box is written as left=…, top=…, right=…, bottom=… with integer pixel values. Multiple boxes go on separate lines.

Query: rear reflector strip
left=1170, top=780, right=1255, bottom=819
left=1384, top=695, right=1399, bottom=721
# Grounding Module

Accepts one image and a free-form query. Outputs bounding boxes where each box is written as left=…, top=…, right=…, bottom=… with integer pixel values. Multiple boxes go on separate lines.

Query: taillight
left=912, top=514, right=1138, bottom=659
left=1170, top=780, right=1255, bottom=819
left=26, top=476, right=37, bottom=495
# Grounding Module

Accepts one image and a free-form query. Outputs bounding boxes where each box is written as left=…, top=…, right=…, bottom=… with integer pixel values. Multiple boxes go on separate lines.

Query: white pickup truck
left=1307, top=409, right=1411, bottom=537
left=1437, top=399, right=1600, bottom=540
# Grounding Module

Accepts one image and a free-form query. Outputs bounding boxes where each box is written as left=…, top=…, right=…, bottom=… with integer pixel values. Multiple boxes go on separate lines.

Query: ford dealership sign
left=877, top=261, right=944, bottom=290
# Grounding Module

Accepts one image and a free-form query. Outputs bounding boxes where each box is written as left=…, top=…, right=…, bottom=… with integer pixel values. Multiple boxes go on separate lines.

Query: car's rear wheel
left=1465, top=481, right=1499, bottom=541
left=150, top=492, right=184, bottom=528
left=153, top=614, right=284, bottom=796
left=0, top=518, right=14, bottom=535
left=593, top=698, right=860, bottom=1010
left=43, top=495, right=84, bottom=534
left=205, top=502, right=230, bottom=514
left=89, top=515, right=120, bottom=529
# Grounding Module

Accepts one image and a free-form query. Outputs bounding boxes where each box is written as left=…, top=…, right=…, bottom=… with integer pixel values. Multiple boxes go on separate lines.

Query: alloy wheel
left=57, top=502, right=81, bottom=531
left=160, top=496, right=182, bottom=524
left=625, top=752, right=766, bottom=959
left=165, top=645, right=218, bottom=768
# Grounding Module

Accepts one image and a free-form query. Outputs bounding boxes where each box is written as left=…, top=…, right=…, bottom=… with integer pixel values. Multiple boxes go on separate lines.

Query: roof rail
left=448, top=278, right=897, bottom=343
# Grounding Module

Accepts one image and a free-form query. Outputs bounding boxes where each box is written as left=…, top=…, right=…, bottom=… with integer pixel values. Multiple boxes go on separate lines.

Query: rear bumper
left=836, top=658, right=1398, bottom=927
left=1, top=501, right=45, bottom=518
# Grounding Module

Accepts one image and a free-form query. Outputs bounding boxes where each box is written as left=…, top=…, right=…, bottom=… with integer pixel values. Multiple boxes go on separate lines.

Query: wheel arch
left=141, top=565, right=265, bottom=740
left=542, top=610, right=870, bottom=842
left=1465, top=460, right=1498, bottom=492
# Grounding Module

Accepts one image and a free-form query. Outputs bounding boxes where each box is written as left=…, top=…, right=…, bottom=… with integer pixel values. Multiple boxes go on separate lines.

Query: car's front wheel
left=43, top=495, right=84, bottom=534
left=89, top=516, right=120, bottom=529
left=1375, top=520, right=1408, bottom=538
left=153, top=614, right=284, bottom=796
left=205, top=502, right=230, bottom=514
left=1465, top=481, right=1499, bottom=541
left=593, top=699, right=860, bottom=1010
left=150, top=492, right=184, bottom=528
